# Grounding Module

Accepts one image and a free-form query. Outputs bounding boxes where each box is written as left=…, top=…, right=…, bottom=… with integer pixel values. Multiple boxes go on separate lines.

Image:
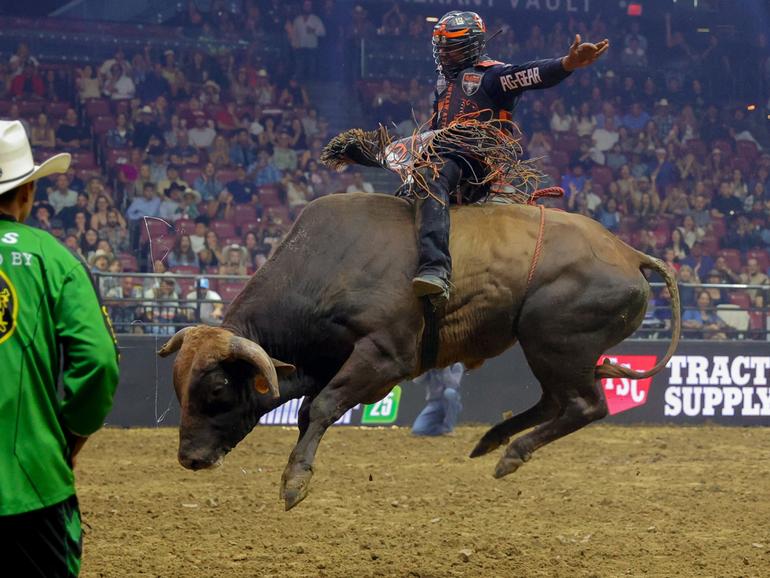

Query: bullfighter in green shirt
left=0, top=120, right=119, bottom=577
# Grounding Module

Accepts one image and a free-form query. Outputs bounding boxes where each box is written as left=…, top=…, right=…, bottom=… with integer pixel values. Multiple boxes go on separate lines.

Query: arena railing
left=94, top=271, right=249, bottom=335
left=93, top=272, right=770, bottom=339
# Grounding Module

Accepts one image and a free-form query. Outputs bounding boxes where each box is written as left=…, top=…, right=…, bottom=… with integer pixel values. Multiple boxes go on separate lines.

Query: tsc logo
left=599, top=355, right=657, bottom=415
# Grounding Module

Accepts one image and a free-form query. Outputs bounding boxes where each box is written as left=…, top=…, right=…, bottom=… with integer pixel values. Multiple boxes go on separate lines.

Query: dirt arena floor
left=77, top=425, right=769, bottom=578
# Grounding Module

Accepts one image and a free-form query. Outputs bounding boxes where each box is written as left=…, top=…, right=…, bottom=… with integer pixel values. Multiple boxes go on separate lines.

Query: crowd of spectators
left=2, top=1, right=770, bottom=338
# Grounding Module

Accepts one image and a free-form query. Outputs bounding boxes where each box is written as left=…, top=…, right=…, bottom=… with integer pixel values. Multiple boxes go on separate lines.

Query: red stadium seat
left=540, top=164, right=561, bottom=185
left=619, top=215, right=639, bottom=233
left=205, top=104, right=226, bottom=118
left=555, top=133, right=580, bottom=154
left=18, top=101, right=44, bottom=116
left=712, top=139, right=733, bottom=155
left=710, top=216, right=726, bottom=238
left=174, top=219, right=196, bottom=235
left=92, top=116, right=116, bottom=135
left=182, top=167, right=202, bottom=185
left=85, top=99, right=110, bottom=118
left=258, top=185, right=283, bottom=207
left=139, top=218, right=175, bottom=243
left=170, top=265, right=200, bottom=275
left=746, top=249, right=770, bottom=271
left=700, top=235, right=719, bottom=256
left=106, top=148, right=130, bottom=167
left=591, top=165, right=614, bottom=188
left=149, top=236, right=176, bottom=263
left=651, top=228, right=669, bottom=249
left=730, top=156, right=750, bottom=174
left=175, top=276, right=196, bottom=297
left=617, top=231, right=640, bottom=248
left=71, top=151, right=96, bottom=169
left=266, top=206, right=290, bottom=224
left=219, top=282, right=246, bottom=303
left=729, top=292, right=751, bottom=310
left=46, top=101, right=70, bottom=119
left=717, top=249, right=742, bottom=273
left=549, top=149, right=570, bottom=170
left=118, top=253, right=138, bottom=272
left=735, top=140, right=759, bottom=162
left=749, top=311, right=766, bottom=332
left=233, top=205, right=257, bottom=225
left=238, top=220, right=262, bottom=235
left=210, top=221, right=236, bottom=238
left=113, top=100, right=131, bottom=116
left=217, top=168, right=238, bottom=184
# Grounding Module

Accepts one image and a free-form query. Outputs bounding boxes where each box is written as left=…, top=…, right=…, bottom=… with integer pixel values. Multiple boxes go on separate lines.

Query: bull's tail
left=594, top=252, right=681, bottom=381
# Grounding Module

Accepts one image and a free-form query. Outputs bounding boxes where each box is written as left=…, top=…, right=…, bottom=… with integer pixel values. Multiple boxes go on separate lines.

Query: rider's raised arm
left=487, top=58, right=572, bottom=98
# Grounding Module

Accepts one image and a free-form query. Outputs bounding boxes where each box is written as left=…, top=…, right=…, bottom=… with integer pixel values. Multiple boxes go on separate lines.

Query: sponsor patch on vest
left=0, top=270, right=18, bottom=345
left=500, top=67, right=542, bottom=91
left=461, top=72, right=482, bottom=96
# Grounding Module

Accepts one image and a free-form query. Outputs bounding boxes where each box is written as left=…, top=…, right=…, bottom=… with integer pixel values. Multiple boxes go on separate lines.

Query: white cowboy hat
left=0, top=120, right=71, bottom=196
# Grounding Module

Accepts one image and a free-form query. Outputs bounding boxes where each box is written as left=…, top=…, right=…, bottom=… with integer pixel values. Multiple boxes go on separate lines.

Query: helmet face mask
left=432, top=11, right=486, bottom=78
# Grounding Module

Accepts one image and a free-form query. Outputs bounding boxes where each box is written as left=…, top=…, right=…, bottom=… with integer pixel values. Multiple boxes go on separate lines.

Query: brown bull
left=159, top=193, right=680, bottom=510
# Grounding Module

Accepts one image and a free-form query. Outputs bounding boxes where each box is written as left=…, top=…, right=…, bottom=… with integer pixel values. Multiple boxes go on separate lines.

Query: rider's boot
left=413, top=159, right=463, bottom=307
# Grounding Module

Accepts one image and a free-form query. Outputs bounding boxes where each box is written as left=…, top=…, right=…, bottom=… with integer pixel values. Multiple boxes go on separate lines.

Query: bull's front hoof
left=281, top=466, right=314, bottom=511
left=283, top=484, right=309, bottom=511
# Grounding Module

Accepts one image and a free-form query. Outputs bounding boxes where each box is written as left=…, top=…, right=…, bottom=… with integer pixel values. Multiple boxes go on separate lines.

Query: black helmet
left=432, top=11, right=486, bottom=79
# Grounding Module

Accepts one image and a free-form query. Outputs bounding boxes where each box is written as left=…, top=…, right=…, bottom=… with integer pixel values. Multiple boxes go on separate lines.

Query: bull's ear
left=254, top=375, right=271, bottom=395
left=271, top=358, right=296, bottom=378
left=254, top=360, right=295, bottom=394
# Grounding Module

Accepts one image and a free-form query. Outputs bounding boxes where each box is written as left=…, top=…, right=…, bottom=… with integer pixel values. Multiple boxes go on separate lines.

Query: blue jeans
left=411, top=388, right=462, bottom=436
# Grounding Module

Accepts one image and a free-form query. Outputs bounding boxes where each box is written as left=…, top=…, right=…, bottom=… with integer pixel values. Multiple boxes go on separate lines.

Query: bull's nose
left=179, top=455, right=209, bottom=470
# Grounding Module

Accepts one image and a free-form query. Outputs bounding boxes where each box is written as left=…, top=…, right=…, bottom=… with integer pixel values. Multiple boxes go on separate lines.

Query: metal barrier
left=95, top=271, right=249, bottom=334
left=94, top=272, right=770, bottom=339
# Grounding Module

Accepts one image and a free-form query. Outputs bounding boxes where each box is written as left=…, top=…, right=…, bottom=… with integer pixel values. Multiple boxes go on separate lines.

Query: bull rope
left=522, top=186, right=562, bottom=295
left=525, top=205, right=546, bottom=293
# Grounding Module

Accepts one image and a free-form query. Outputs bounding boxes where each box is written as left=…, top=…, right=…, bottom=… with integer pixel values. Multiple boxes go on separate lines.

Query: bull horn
left=158, top=326, right=195, bottom=357
left=229, top=336, right=281, bottom=399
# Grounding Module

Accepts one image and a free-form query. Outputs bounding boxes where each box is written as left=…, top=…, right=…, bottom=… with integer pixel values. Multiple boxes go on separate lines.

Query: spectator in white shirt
left=103, top=63, right=135, bottom=100
left=291, top=0, right=326, bottom=79
left=185, top=278, right=223, bottom=326
left=549, top=100, right=573, bottom=134
left=188, top=111, right=216, bottom=149
left=48, top=175, right=79, bottom=215
left=590, top=118, right=620, bottom=165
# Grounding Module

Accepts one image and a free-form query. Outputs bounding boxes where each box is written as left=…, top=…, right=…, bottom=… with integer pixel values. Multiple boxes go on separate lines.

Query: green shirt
left=0, top=217, right=119, bottom=516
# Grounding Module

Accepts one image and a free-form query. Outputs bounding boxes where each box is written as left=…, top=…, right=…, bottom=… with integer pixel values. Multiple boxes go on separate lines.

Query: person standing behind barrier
left=411, top=363, right=464, bottom=436
left=0, top=120, right=119, bottom=577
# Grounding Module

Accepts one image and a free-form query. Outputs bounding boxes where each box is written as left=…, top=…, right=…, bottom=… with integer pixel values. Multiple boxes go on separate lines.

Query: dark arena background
left=3, top=0, right=770, bottom=575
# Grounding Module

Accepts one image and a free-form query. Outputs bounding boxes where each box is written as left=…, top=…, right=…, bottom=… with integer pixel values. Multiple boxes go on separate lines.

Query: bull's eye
left=211, top=384, right=225, bottom=397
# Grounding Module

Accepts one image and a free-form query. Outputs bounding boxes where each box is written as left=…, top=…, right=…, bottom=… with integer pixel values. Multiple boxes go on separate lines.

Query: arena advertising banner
left=111, top=337, right=770, bottom=428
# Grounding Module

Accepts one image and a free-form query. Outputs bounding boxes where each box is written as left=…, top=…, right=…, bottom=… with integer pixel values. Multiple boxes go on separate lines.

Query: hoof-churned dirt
left=78, top=425, right=770, bottom=577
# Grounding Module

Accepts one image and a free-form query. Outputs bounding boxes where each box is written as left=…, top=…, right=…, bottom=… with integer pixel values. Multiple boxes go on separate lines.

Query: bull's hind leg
left=494, top=366, right=607, bottom=478
left=490, top=262, right=647, bottom=478
left=470, top=395, right=560, bottom=458
left=280, top=333, right=411, bottom=510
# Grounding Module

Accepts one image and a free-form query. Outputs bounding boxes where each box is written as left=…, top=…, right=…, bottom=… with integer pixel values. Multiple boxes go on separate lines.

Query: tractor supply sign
left=663, top=355, right=770, bottom=418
